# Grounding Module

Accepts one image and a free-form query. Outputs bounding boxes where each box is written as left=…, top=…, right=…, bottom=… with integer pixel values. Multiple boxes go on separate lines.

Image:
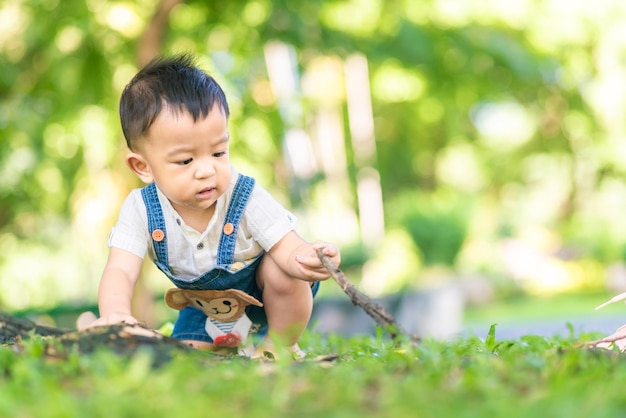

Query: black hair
left=119, top=53, right=230, bottom=149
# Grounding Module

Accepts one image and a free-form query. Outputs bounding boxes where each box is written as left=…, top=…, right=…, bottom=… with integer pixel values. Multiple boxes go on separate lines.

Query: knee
left=265, top=272, right=311, bottom=296
left=258, top=256, right=311, bottom=296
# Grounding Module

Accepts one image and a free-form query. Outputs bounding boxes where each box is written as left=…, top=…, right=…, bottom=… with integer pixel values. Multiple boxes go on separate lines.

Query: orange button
left=152, top=229, right=165, bottom=242
left=223, top=222, right=235, bottom=235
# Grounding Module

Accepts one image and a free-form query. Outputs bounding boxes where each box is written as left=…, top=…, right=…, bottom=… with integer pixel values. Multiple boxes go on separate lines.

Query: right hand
left=76, top=311, right=139, bottom=330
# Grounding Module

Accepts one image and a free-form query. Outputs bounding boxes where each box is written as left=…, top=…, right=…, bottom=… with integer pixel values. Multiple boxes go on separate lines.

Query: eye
left=179, top=158, right=193, bottom=165
left=195, top=300, right=204, bottom=308
left=213, top=152, right=227, bottom=158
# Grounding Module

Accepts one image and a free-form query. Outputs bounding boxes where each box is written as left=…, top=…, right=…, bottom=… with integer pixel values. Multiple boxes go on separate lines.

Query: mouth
left=196, top=187, right=216, bottom=200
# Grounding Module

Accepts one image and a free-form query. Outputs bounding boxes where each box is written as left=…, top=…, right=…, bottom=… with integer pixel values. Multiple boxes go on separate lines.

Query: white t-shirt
left=108, top=169, right=296, bottom=281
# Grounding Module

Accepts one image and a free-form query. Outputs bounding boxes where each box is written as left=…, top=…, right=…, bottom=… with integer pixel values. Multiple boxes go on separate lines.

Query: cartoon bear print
left=165, top=288, right=263, bottom=357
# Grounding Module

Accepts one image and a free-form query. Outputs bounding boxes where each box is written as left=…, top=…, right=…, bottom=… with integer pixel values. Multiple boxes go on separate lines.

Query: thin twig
left=316, top=248, right=420, bottom=343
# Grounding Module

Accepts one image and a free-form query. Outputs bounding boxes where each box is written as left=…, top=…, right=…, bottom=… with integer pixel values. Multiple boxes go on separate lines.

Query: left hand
left=294, top=241, right=341, bottom=282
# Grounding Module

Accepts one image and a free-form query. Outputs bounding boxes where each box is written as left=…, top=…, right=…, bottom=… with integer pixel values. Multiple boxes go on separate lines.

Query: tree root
left=0, top=312, right=191, bottom=367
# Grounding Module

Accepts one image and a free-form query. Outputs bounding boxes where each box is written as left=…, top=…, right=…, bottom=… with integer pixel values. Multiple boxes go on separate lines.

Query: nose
left=194, top=156, right=216, bottom=179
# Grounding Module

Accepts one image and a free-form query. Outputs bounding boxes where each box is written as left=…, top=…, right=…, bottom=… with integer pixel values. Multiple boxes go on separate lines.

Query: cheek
left=153, top=166, right=186, bottom=186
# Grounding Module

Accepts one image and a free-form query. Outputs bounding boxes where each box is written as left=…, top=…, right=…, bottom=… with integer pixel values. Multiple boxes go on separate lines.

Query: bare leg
left=255, top=254, right=313, bottom=357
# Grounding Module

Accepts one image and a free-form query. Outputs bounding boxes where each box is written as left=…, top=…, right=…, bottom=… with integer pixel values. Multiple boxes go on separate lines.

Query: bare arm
left=268, top=231, right=341, bottom=282
left=89, top=247, right=144, bottom=327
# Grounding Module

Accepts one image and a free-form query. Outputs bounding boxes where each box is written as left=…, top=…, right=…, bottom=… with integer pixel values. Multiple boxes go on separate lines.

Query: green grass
left=2, top=328, right=626, bottom=418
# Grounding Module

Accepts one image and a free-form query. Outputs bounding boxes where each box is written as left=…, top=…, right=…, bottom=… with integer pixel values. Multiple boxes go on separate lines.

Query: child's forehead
left=139, top=103, right=229, bottom=145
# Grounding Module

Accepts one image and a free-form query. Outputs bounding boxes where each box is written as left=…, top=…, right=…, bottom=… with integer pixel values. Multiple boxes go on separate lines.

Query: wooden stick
left=316, top=249, right=420, bottom=343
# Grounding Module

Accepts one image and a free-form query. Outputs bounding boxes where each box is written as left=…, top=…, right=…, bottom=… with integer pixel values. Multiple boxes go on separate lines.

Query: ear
left=164, top=288, right=191, bottom=310
left=125, top=152, right=154, bottom=184
left=227, top=289, right=263, bottom=308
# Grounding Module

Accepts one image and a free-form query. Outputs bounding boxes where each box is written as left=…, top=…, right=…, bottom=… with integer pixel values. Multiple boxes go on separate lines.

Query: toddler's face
left=137, top=103, right=231, bottom=220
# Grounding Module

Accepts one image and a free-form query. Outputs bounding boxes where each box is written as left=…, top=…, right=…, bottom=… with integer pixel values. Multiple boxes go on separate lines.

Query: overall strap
left=141, top=183, right=169, bottom=270
left=216, top=175, right=256, bottom=265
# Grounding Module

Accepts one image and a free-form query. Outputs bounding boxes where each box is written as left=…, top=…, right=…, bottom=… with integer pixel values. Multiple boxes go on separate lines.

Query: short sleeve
left=244, top=183, right=296, bottom=251
left=107, top=189, right=150, bottom=259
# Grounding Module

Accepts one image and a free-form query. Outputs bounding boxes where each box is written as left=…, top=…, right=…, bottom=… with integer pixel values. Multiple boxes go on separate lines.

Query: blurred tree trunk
left=132, top=0, right=184, bottom=327
left=137, top=0, right=184, bottom=66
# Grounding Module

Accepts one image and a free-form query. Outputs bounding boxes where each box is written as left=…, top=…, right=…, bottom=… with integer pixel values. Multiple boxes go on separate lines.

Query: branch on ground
left=316, top=248, right=420, bottom=344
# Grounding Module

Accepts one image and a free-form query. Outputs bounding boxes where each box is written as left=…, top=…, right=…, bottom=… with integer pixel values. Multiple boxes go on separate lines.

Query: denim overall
left=141, top=175, right=319, bottom=343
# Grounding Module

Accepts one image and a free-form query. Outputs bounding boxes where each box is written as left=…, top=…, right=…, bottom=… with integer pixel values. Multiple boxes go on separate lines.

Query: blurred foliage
left=3, top=0, right=626, bottom=310
left=386, top=191, right=469, bottom=267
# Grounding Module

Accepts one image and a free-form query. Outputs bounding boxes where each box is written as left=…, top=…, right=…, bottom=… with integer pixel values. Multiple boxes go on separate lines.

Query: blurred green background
left=3, top=0, right=626, bottom=329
